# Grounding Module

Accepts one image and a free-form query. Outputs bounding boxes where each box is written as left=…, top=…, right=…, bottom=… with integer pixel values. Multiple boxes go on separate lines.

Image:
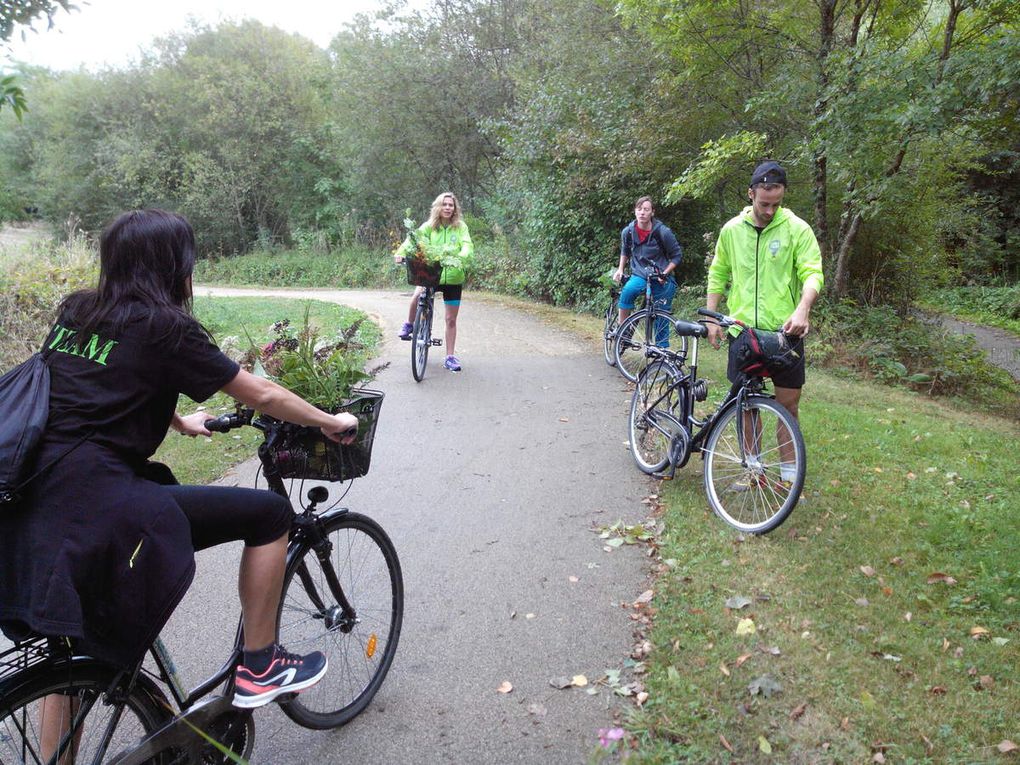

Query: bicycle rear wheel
left=629, top=360, right=684, bottom=473
left=614, top=308, right=688, bottom=383
left=277, top=510, right=404, bottom=730
left=602, top=303, right=619, bottom=367
left=702, top=396, right=805, bottom=534
left=411, top=299, right=432, bottom=382
left=0, top=660, right=172, bottom=765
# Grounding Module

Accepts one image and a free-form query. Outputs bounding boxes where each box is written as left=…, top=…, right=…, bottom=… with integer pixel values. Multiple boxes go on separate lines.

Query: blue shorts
left=618, top=274, right=676, bottom=311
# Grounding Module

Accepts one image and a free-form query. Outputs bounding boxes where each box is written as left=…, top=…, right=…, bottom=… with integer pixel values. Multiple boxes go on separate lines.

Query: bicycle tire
left=277, top=510, right=404, bottom=730
left=0, top=659, right=173, bottom=765
left=602, top=304, right=618, bottom=367
left=629, top=360, right=684, bottom=473
left=702, top=396, right=805, bottom=534
left=411, top=298, right=431, bottom=382
left=614, top=308, right=688, bottom=383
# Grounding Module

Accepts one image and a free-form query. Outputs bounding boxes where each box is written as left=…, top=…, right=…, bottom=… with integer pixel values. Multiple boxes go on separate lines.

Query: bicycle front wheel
left=702, top=396, right=805, bottom=534
left=629, top=360, right=684, bottom=473
left=614, top=308, right=688, bottom=383
left=277, top=511, right=404, bottom=730
left=0, top=660, right=172, bottom=765
left=411, top=299, right=432, bottom=382
left=602, top=305, right=619, bottom=367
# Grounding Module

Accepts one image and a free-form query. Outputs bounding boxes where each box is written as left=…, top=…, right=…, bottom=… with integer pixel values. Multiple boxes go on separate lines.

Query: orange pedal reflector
left=366, top=633, right=378, bottom=659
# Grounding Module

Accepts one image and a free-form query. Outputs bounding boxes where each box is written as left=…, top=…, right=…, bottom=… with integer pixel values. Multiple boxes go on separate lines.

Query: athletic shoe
left=398, top=322, right=413, bottom=340
left=232, top=646, right=328, bottom=709
left=444, top=355, right=462, bottom=372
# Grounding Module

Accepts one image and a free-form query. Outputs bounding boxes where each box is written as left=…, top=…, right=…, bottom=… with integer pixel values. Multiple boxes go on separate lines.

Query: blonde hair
left=427, top=192, right=462, bottom=229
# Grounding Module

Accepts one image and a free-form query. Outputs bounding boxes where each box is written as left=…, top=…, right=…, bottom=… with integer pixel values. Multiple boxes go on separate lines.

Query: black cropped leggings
left=162, top=484, right=293, bottom=551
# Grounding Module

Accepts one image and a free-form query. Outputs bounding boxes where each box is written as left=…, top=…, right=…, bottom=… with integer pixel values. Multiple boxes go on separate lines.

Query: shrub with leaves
left=243, top=312, right=381, bottom=412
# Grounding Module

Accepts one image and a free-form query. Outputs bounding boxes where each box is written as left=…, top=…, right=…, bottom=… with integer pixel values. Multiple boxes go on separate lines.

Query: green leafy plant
left=245, top=310, right=378, bottom=412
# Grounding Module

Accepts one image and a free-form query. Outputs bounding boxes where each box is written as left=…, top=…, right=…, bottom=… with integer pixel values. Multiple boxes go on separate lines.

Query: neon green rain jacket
left=395, top=221, right=474, bottom=286
left=707, top=205, right=824, bottom=332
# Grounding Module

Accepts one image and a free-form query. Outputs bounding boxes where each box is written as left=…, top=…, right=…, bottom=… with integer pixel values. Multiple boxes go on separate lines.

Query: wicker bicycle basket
left=264, top=388, right=384, bottom=482
left=405, top=255, right=443, bottom=288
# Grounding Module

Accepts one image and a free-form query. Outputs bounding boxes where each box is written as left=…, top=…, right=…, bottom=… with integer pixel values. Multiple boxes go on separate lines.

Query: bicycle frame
left=637, top=329, right=770, bottom=477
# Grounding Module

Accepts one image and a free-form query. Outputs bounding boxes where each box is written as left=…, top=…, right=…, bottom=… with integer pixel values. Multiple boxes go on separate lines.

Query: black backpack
left=0, top=353, right=88, bottom=507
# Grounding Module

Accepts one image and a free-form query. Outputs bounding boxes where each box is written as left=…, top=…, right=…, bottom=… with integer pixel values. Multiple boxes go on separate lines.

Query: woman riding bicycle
left=612, top=195, right=684, bottom=333
left=0, top=209, right=358, bottom=710
left=393, top=192, right=474, bottom=372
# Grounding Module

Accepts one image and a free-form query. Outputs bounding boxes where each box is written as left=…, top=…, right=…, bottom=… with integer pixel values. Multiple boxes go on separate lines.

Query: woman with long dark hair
left=0, top=209, right=358, bottom=709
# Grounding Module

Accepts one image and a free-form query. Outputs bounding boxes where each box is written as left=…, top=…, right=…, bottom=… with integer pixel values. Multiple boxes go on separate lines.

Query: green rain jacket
left=707, top=205, right=824, bottom=332
left=395, top=221, right=474, bottom=286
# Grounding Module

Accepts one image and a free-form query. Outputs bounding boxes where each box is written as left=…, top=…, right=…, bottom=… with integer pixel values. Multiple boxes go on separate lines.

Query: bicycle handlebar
left=203, top=407, right=357, bottom=440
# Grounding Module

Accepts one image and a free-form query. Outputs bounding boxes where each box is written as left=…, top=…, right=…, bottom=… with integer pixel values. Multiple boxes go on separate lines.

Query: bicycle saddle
left=672, top=319, right=708, bottom=338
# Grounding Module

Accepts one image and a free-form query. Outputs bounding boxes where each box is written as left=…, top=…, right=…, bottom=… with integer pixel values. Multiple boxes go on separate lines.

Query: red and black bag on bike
left=730, top=325, right=800, bottom=378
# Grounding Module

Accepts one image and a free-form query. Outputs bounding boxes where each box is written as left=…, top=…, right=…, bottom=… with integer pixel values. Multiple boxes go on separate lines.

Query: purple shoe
left=444, top=355, right=462, bottom=372
left=398, top=322, right=413, bottom=340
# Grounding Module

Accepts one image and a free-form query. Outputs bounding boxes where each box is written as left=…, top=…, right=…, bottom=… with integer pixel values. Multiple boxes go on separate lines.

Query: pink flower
left=598, top=727, right=625, bottom=748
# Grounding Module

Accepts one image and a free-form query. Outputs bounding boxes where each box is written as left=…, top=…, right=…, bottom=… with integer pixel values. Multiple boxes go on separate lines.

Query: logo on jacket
left=768, top=239, right=781, bottom=257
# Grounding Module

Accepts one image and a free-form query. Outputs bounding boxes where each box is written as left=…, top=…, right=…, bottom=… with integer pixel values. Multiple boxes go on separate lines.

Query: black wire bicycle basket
left=260, top=388, right=384, bottom=482
left=405, top=255, right=443, bottom=288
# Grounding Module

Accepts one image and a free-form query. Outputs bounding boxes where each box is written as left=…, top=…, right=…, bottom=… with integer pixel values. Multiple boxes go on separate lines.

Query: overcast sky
left=3, top=0, right=413, bottom=71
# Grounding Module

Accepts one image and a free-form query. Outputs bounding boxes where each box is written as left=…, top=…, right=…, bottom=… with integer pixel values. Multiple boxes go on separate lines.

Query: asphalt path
left=163, top=287, right=653, bottom=764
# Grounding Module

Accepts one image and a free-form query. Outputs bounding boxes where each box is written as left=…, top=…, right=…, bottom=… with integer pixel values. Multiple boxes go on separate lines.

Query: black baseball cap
left=750, top=161, right=787, bottom=187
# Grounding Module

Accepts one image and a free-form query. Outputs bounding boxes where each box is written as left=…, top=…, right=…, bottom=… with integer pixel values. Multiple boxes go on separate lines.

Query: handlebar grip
left=339, top=426, right=358, bottom=439
left=204, top=415, right=233, bottom=433
left=697, top=308, right=724, bottom=321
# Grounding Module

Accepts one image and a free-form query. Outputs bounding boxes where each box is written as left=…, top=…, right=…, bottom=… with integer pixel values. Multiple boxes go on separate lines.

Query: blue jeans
left=618, top=275, right=677, bottom=347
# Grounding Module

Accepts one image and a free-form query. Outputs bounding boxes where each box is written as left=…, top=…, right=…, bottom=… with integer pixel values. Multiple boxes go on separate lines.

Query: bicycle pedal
left=430, top=339, right=443, bottom=346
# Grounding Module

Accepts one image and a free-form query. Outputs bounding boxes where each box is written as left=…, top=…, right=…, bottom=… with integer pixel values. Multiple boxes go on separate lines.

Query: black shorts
left=726, top=333, right=806, bottom=389
left=436, top=284, right=462, bottom=304
left=163, top=484, right=293, bottom=550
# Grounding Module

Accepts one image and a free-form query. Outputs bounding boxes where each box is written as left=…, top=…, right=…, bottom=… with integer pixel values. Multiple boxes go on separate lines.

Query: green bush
left=0, top=233, right=97, bottom=371
left=194, top=246, right=403, bottom=289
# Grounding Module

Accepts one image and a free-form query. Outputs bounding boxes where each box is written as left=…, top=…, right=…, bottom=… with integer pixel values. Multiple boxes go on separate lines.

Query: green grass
left=152, top=296, right=380, bottom=485
left=193, top=245, right=405, bottom=289
left=611, top=348, right=1019, bottom=764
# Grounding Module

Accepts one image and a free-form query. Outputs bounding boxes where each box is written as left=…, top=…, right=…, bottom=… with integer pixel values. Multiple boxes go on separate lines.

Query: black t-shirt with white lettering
left=42, top=304, right=240, bottom=462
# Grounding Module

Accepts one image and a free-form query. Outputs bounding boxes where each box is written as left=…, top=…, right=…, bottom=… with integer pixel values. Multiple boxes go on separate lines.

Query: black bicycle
left=613, top=266, right=688, bottom=383
left=628, top=308, right=805, bottom=534
left=399, top=257, right=444, bottom=382
left=0, top=395, right=403, bottom=763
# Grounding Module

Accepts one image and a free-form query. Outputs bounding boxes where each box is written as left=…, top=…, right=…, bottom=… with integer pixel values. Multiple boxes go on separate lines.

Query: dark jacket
left=620, top=220, right=683, bottom=280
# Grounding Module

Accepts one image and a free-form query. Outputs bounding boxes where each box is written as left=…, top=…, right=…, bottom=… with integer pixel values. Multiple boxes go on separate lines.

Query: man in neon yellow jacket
left=706, top=161, right=824, bottom=449
left=394, top=192, right=474, bottom=372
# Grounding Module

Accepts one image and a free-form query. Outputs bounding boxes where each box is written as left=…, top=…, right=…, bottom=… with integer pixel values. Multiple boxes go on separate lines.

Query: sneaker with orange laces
left=233, top=644, right=328, bottom=709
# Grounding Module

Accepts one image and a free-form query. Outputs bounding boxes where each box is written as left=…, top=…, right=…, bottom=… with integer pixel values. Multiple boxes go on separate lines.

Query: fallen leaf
left=634, top=589, right=654, bottom=605
left=970, top=626, right=989, bottom=638
left=497, top=681, right=513, bottom=694
left=790, top=702, right=807, bottom=721
left=904, top=612, right=912, bottom=622
left=725, top=595, right=752, bottom=610
left=748, top=675, right=782, bottom=698
left=890, top=556, right=904, bottom=566
left=549, top=676, right=572, bottom=689
left=860, top=565, right=877, bottom=577
left=927, top=572, right=958, bottom=585
left=873, top=753, right=886, bottom=764
left=978, top=675, right=994, bottom=690
left=758, top=735, right=772, bottom=754
left=997, top=740, right=1017, bottom=754
left=719, top=662, right=730, bottom=677
left=734, top=653, right=753, bottom=668
left=571, top=674, right=588, bottom=687
left=735, top=618, right=757, bottom=636
left=929, top=686, right=946, bottom=695
left=719, top=734, right=733, bottom=753
left=921, top=734, right=934, bottom=754
left=635, top=691, right=648, bottom=705
left=527, top=703, right=547, bottom=716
